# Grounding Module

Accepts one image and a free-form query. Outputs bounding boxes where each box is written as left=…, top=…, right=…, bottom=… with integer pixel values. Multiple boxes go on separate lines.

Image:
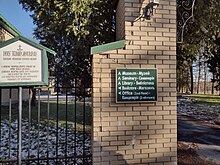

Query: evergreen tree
left=177, top=0, right=220, bottom=94
left=19, top=0, right=116, bottom=88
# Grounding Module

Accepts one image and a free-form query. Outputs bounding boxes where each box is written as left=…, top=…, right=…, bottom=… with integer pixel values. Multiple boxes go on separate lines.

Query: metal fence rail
left=0, top=81, right=92, bottom=165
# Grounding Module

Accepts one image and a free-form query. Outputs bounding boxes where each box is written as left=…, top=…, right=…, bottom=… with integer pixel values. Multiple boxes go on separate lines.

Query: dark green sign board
left=116, top=68, right=157, bottom=103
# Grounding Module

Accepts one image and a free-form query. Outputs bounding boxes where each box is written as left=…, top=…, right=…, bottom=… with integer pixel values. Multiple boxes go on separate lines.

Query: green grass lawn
left=1, top=101, right=92, bottom=133
left=188, top=94, right=220, bottom=104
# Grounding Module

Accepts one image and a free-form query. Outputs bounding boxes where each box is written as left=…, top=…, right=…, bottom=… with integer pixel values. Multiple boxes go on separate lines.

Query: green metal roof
left=0, top=35, right=56, bottom=55
left=0, top=14, right=22, bottom=36
left=0, top=15, right=56, bottom=55
left=91, top=40, right=125, bottom=55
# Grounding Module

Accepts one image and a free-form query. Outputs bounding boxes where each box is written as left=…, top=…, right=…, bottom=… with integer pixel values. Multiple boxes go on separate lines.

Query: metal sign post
left=0, top=33, right=53, bottom=164
left=18, top=87, right=22, bottom=165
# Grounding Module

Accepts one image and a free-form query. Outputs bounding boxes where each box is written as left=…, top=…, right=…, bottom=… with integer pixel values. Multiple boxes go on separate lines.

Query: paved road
left=178, top=114, right=220, bottom=164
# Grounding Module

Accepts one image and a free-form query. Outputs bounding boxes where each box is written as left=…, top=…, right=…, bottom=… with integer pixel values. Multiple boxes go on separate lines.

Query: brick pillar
left=91, top=0, right=177, bottom=164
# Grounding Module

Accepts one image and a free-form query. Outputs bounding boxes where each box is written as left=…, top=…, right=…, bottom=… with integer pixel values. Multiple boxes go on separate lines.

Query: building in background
left=0, top=15, right=29, bottom=105
left=0, top=15, right=55, bottom=105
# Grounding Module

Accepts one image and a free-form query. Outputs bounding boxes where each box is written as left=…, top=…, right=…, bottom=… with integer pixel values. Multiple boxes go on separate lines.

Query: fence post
left=18, top=87, right=22, bottom=165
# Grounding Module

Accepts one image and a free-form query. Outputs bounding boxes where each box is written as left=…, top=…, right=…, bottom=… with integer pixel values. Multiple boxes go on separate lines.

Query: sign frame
left=116, top=68, right=158, bottom=103
left=0, top=36, right=49, bottom=87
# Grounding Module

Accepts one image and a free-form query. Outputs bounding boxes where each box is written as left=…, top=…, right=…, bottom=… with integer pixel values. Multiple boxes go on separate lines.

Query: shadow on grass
left=187, top=94, right=220, bottom=104
left=1, top=101, right=92, bottom=133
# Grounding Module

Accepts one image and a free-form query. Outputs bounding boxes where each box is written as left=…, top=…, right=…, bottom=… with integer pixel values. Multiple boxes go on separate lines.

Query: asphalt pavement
left=178, top=114, right=220, bottom=164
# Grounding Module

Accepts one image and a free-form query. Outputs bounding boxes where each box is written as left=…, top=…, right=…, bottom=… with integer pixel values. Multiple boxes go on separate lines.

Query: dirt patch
left=178, top=96, right=220, bottom=164
left=178, top=142, right=217, bottom=165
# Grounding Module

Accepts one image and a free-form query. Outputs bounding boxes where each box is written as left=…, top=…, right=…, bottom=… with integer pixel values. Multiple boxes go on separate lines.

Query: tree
left=177, top=42, right=197, bottom=93
left=195, top=0, right=220, bottom=94
left=177, top=0, right=220, bottom=94
left=18, top=0, right=116, bottom=89
left=208, top=39, right=220, bottom=94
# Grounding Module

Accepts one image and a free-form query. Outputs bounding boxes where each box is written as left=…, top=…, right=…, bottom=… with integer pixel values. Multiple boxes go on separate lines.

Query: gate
left=0, top=77, right=92, bottom=164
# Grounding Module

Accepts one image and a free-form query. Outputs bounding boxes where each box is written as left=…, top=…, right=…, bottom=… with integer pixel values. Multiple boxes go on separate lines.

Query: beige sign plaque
left=0, top=40, right=42, bottom=83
